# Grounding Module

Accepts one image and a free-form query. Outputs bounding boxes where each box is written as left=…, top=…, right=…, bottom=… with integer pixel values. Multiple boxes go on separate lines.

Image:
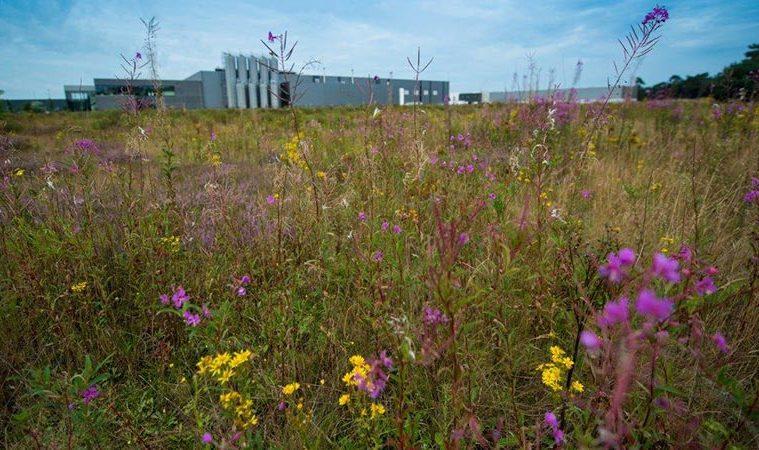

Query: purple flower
left=598, top=297, right=629, bottom=328
left=581, top=189, right=592, bottom=199
left=267, top=31, right=278, bottom=42
left=241, top=275, right=251, bottom=285
left=135, top=52, right=142, bottom=60
left=73, top=139, right=100, bottom=156
left=695, top=277, right=716, bottom=296
left=651, top=253, right=681, bottom=283
left=580, top=330, right=601, bottom=350
left=488, top=192, right=496, bottom=200
left=183, top=311, right=201, bottom=326
left=373, top=75, right=380, bottom=82
left=210, top=132, right=217, bottom=142
left=159, top=294, right=170, bottom=305
left=712, top=332, right=729, bottom=354
left=599, top=248, right=635, bottom=283
left=371, top=250, right=383, bottom=262
left=423, top=306, right=449, bottom=326
left=744, top=190, right=759, bottom=204
left=635, top=289, right=673, bottom=321
left=201, top=433, right=213, bottom=444
left=381, top=220, right=389, bottom=231
left=392, top=224, right=402, bottom=234
left=466, top=164, right=474, bottom=173
left=171, top=286, right=190, bottom=309
left=544, top=411, right=559, bottom=429
left=677, top=245, right=693, bottom=263
left=642, top=5, right=669, bottom=26
left=278, top=401, right=287, bottom=411
left=81, top=385, right=100, bottom=405
left=266, top=194, right=277, bottom=205
left=202, top=304, right=212, bottom=318
left=236, top=286, right=247, bottom=297
left=358, top=211, right=367, bottom=222
left=458, top=232, right=470, bottom=245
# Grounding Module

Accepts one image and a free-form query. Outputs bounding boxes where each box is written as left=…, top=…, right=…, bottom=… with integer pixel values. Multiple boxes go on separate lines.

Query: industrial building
left=451, top=86, right=636, bottom=105
left=53, top=53, right=449, bottom=111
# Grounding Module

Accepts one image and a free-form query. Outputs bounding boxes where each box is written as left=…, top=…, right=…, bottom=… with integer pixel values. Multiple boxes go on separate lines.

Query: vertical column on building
left=247, top=56, right=259, bottom=109
left=235, top=54, right=248, bottom=109
left=223, top=53, right=237, bottom=108
left=269, top=57, right=280, bottom=108
left=259, top=57, right=270, bottom=108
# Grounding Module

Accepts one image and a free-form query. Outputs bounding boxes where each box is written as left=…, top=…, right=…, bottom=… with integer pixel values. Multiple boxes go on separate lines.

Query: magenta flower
left=171, top=286, right=190, bottom=309
left=159, top=294, right=170, bottom=305
left=266, top=195, right=277, bottom=205
left=210, top=132, right=217, bottom=142
left=677, top=244, right=693, bottom=263
left=277, top=401, right=287, bottom=411
left=695, top=277, right=716, bottom=296
left=371, top=250, right=383, bottom=262
left=267, top=31, right=278, bottom=42
left=651, top=253, right=681, bottom=283
left=580, top=330, right=601, bottom=350
left=581, top=189, right=592, bottom=199
left=241, top=275, right=251, bottom=285
left=201, top=433, right=213, bottom=444
left=712, top=332, right=729, bottom=354
left=392, top=224, right=402, bottom=234
left=423, top=306, right=448, bottom=326
left=135, top=52, right=142, bottom=60
left=183, top=311, right=201, bottom=326
left=381, top=220, right=389, bottom=231
left=544, top=411, right=564, bottom=445
left=598, top=297, right=629, bottom=328
left=458, top=232, right=470, bottom=245
left=744, top=190, right=759, bottom=204
left=202, top=304, right=212, bottom=318
left=642, top=5, right=669, bottom=26
left=635, top=289, right=673, bottom=321
left=81, top=385, right=100, bottom=405
left=236, top=286, right=247, bottom=297
left=488, top=192, right=496, bottom=200
left=358, top=211, right=367, bottom=222
left=599, top=248, right=635, bottom=283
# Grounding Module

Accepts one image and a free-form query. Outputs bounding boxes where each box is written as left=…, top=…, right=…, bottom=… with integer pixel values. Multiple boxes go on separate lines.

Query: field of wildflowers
left=1, top=9, right=759, bottom=449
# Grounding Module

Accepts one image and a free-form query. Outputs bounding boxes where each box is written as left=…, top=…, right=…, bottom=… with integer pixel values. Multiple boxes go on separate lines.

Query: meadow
left=0, top=97, right=758, bottom=448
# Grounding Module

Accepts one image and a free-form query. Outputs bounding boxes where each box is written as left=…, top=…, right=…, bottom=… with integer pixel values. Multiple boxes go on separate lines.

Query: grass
left=0, top=99, right=757, bottom=448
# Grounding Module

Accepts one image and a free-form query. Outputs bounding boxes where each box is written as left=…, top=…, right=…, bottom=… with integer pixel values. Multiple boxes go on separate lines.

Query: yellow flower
left=229, top=350, right=252, bottom=368
left=550, top=346, right=574, bottom=369
left=13, top=168, right=24, bottom=177
left=217, top=368, right=235, bottom=384
left=571, top=381, right=584, bottom=393
left=370, top=403, right=386, bottom=418
left=242, top=416, right=259, bottom=429
left=317, top=170, right=326, bottom=179
left=282, top=382, right=300, bottom=396
left=210, top=153, right=222, bottom=167
left=339, top=393, right=350, bottom=406
left=71, top=281, right=88, bottom=293
left=196, top=356, right=213, bottom=375
left=159, top=236, right=180, bottom=253
left=219, top=391, right=241, bottom=409
left=296, top=402, right=303, bottom=411
left=539, top=364, right=564, bottom=392
left=349, top=355, right=365, bottom=367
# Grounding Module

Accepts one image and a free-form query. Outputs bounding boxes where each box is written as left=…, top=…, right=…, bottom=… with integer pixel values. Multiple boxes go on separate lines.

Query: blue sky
left=1, top=0, right=758, bottom=99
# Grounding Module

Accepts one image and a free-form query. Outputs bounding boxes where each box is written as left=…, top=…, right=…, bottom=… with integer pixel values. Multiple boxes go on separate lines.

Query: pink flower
left=581, top=189, right=592, bottom=199
left=381, top=220, right=389, bottom=231
left=712, top=332, right=729, bottom=354
left=266, top=195, right=277, bottom=205
left=580, top=330, right=601, bottom=350
left=159, top=294, right=170, bottom=305
left=358, top=211, right=367, bottom=222
left=392, top=224, right=402, bottom=234
left=635, top=289, right=673, bottom=321
left=695, top=277, right=717, bottom=296
left=598, top=297, right=629, bottom=328
left=267, top=31, right=278, bottom=42
left=183, top=311, right=201, bottom=326
left=201, top=432, right=213, bottom=444
left=651, top=253, right=681, bottom=283
left=599, top=248, right=635, bottom=283
left=488, top=192, right=496, bottom=200
left=371, top=250, right=383, bottom=262
left=171, top=286, right=190, bottom=309
left=458, top=232, right=470, bottom=245
left=202, top=304, right=212, bottom=318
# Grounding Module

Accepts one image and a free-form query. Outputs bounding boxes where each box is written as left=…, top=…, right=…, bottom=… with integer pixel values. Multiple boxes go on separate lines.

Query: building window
left=313, top=76, right=320, bottom=83
left=423, top=90, right=429, bottom=96
left=404, top=89, right=410, bottom=95
left=432, top=90, right=438, bottom=95
left=71, top=92, right=89, bottom=100
left=414, top=90, right=419, bottom=96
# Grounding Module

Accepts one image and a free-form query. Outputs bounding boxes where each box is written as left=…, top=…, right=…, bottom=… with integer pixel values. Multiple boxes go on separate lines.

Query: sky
left=1, top=0, right=758, bottom=99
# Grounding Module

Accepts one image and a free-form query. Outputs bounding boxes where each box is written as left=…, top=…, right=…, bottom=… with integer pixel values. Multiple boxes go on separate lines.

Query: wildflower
left=392, top=224, right=402, bottom=234
left=81, top=385, right=100, bottom=405
left=219, top=391, right=241, bottom=409
left=339, top=393, right=350, bottom=405
left=266, top=194, right=278, bottom=205
left=236, top=286, right=247, bottom=297
left=599, top=248, right=635, bottom=283
left=381, top=220, right=389, bottom=231
left=159, top=294, right=169, bottom=305
left=488, top=192, right=496, bottom=200
left=196, top=356, right=213, bottom=374
left=277, top=401, right=287, bottom=411
left=183, top=311, right=201, bottom=326
left=538, top=363, right=563, bottom=391
left=571, top=380, right=584, bottom=393
left=580, top=330, right=601, bottom=350
left=677, top=244, right=693, bottom=263
left=371, top=250, right=383, bottom=262
left=370, top=403, right=386, bottom=418
left=550, top=346, right=574, bottom=369
left=135, top=51, right=142, bottom=60
left=241, top=275, right=251, bottom=284
left=282, top=382, right=300, bottom=396
left=202, top=304, right=212, bottom=318
left=635, top=289, right=673, bottom=321
left=267, top=31, right=277, bottom=42
left=695, top=277, right=717, bottom=296
left=229, top=350, right=252, bottom=368
left=423, top=306, right=448, bottom=326
left=598, top=297, right=629, bottom=328
left=358, top=211, right=367, bottom=222
left=651, top=253, right=681, bottom=283
left=545, top=410, right=565, bottom=444
left=71, top=281, right=88, bottom=293
left=171, top=286, right=190, bottom=308
left=643, top=5, right=669, bottom=26
left=217, top=368, right=234, bottom=383
left=201, top=433, right=213, bottom=444
left=712, top=332, right=730, bottom=354
left=745, top=190, right=759, bottom=204
left=581, top=189, right=592, bottom=199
